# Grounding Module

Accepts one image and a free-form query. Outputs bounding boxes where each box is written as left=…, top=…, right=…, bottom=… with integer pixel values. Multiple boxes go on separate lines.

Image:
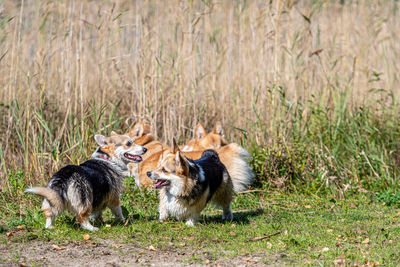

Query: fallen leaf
left=112, top=244, right=122, bottom=248
left=327, top=229, right=333, bottom=233
left=82, top=234, right=90, bottom=240
left=266, top=242, right=272, bottom=249
left=229, top=231, right=236, bottom=236
left=204, top=259, right=210, bottom=264
left=52, top=244, right=66, bottom=251
left=6, top=232, right=13, bottom=238
left=148, top=245, right=156, bottom=251
left=362, top=238, right=370, bottom=244
left=231, top=224, right=236, bottom=228
left=105, top=224, right=111, bottom=228
left=305, top=205, right=311, bottom=209
left=18, top=263, right=27, bottom=267
left=17, top=225, right=25, bottom=230
left=244, top=260, right=258, bottom=264
left=321, top=247, right=329, bottom=252
left=333, top=259, right=346, bottom=266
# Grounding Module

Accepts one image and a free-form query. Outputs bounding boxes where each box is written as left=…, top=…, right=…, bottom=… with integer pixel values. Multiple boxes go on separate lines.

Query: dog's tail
left=25, top=187, right=63, bottom=209
left=222, top=143, right=255, bottom=192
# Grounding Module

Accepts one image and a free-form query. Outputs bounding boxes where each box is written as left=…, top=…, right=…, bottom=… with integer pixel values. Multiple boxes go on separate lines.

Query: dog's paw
left=222, top=211, right=233, bottom=221
left=185, top=220, right=196, bottom=227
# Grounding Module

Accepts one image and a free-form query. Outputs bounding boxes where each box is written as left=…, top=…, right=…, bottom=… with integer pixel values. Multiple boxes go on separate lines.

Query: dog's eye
left=126, top=141, right=132, bottom=147
left=162, top=167, right=167, bottom=173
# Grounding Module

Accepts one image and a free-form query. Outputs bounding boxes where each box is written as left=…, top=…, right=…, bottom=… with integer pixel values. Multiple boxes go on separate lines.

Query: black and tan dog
left=147, top=139, right=252, bottom=226
left=25, top=132, right=146, bottom=231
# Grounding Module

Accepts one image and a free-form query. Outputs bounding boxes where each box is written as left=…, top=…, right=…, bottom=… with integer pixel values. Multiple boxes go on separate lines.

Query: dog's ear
left=143, top=124, right=151, bottom=134
left=127, top=122, right=144, bottom=137
left=172, top=138, right=180, bottom=154
left=213, top=121, right=223, bottom=135
left=94, top=134, right=110, bottom=147
left=175, top=151, right=189, bottom=175
left=194, top=123, right=206, bottom=139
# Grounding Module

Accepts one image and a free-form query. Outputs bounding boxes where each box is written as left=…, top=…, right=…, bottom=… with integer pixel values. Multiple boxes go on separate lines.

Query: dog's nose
left=147, top=171, right=152, bottom=177
left=143, top=147, right=147, bottom=153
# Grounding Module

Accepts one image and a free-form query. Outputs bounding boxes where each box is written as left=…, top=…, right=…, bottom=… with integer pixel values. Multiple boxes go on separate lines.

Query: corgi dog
left=25, top=133, right=147, bottom=231
left=125, top=121, right=171, bottom=187
left=181, top=122, right=228, bottom=152
left=147, top=139, right=235, bottom=226
left=137, top=141, right=254, bottom=192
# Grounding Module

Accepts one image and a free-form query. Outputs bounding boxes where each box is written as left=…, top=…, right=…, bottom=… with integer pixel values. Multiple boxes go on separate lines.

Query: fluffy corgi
left=147, top=139, right=234, bottom=226
left=25, top=133, right=147, bottom=231
left=138, top=142, right=254, bottom=192
left=181, top=122, right=228, bottom=152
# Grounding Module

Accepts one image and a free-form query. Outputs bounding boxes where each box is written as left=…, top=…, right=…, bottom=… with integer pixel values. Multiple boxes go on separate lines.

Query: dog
left=25, top=132, right=147, bottom=231
left=119, top=122, right=253, bottom=191
left=147, top=139, right=236, bottom=226
left=136, top=141, right=254, bottom=191
left=181, top=122, right=227, bottom=152
left=125, top=121, right=171, bottom=187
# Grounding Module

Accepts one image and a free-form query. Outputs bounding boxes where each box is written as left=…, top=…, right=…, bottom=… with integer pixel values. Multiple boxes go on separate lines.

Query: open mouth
left=154, top=179, right=171, bottom=189
left=124, top=153, right=143, bottom=162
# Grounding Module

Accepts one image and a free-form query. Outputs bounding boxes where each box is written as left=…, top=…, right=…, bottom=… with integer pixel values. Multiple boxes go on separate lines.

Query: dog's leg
left=185, top=214, right=199, bottom=227
left=78, top=210, right=98, bottom=231
left=110, top=205, right=125, bottom=222
left=222, top=205, right=233, bottom=221
left=108, top=196, right=125, bottom=222
left=43, top=208, right=55, bottom=229
left=158, top=192, right=169, bottom=222
left=90, top=211, right=103, bottom=223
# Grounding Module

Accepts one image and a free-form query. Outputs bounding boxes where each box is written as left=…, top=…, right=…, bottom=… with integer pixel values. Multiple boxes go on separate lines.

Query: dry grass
left=0, top=0, right=399, bottom=190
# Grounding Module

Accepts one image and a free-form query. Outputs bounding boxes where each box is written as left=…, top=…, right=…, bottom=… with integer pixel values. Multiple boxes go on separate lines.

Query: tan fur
left=139, top=143, right=254, bottom=192
left=149, top=141, right=234, bottom=225
left=182, top=122, right=228, bottom=151
left=43, top=208, right=52, bottom=219
left=77, top=209, right=92, bottom=225
left=125, top=121, right=171, bottom=185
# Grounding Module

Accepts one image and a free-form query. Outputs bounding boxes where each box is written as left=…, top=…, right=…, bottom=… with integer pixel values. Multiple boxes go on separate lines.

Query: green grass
left=1, top=178, right=399, bottom=265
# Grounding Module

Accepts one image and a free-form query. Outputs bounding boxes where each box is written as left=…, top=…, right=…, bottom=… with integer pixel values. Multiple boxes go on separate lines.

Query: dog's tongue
left=154, top=180, right=162, bottom=189
left=124, top=153, right=142, bottom=162
left=154, top=180, right=169, bottom=189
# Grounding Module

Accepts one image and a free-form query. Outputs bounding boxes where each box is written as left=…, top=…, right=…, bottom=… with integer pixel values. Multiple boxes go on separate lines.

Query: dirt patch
left=0, top=239, right=279, bottom=266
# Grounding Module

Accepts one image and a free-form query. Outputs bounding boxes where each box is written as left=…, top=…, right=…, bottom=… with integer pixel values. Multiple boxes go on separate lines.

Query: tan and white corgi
left=181, top=122, right=228, bottom=152
left=125, top=121, right=171, bottom=187
left=147, top=139, right=235, bottom=226
left=25, top=133, right=147, bottom=231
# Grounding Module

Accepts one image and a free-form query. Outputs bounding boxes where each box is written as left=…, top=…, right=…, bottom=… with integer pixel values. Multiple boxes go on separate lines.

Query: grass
left=1, top=0, right=400, bottom=264
left=1, top=180, right=399, bottom=265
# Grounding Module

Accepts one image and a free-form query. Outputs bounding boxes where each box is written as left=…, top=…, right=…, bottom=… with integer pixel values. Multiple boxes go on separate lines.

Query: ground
left=1, top=190, right=399, bottom=266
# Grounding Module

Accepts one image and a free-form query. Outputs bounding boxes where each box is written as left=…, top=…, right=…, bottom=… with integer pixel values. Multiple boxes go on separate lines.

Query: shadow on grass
left=116, top=208, right=266, bottom=227
left=201, top=208, right=266, bottom=225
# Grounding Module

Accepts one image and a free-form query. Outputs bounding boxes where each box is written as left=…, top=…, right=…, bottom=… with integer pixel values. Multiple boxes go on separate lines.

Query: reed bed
left=0, top=0, right=399, bottom=194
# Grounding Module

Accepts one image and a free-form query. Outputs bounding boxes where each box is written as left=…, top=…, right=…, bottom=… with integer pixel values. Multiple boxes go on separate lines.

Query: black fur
left=186, top=149, right=228, bottom=202
left=47, top=159, right=121, bottom=210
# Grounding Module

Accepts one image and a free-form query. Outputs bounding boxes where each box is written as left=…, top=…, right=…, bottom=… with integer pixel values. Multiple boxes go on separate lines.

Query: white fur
left=181, top=145, right=192, bottom=152
left=228, top=144, right=255, bottom=192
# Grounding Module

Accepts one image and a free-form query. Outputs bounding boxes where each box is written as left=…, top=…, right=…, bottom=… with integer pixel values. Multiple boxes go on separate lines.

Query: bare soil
left=0, top=239, right=279, bottom=266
